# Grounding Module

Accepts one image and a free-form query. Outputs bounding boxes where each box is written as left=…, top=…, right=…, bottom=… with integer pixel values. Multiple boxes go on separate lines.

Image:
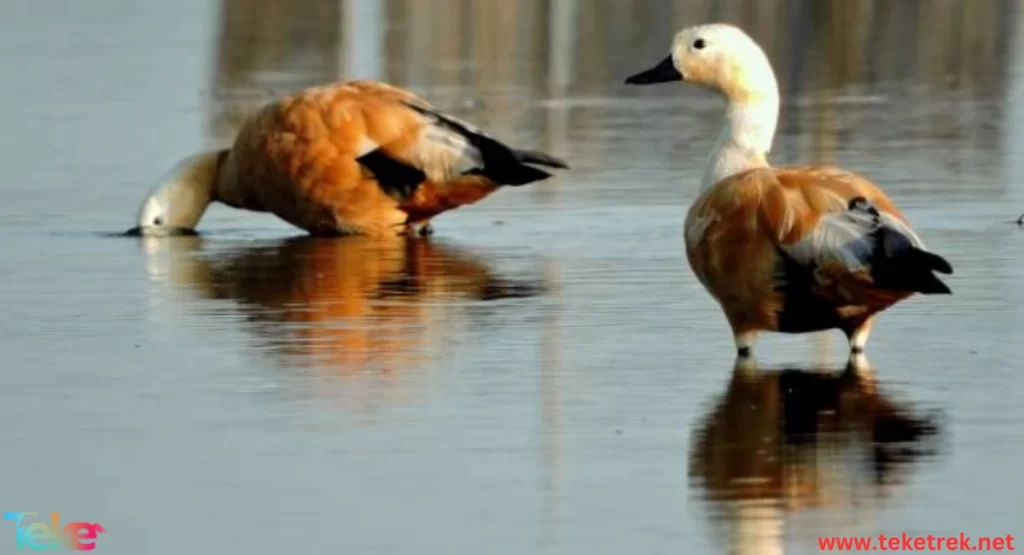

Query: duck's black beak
left=122, top=225, right=198, bottom=237
left=624, top=55, right=683, bottom=85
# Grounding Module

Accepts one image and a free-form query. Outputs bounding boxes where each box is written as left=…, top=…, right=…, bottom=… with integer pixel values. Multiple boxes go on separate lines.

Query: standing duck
left=131, top=80, right=568, bottom=237
left=624, top=24, right=952, bottom=358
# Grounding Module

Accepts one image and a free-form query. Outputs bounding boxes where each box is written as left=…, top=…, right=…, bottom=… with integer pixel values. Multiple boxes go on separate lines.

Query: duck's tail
left=887, top=247, right=953, bottom=294
left=512, top=149, right=570, bottom=170
left=845, top=196, right=953, bottom=295
left=485, top=148, right=570, bottom=186
left=871, top=240, right=953, bottom=295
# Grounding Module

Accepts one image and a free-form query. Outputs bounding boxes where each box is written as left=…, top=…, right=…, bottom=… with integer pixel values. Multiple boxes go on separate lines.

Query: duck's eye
left=153, top=217, right=164, bottom=226
left=693, top=39, right=706, bottom=50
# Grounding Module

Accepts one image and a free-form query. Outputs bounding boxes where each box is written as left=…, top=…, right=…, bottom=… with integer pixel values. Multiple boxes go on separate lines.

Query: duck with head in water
left=130, top=81, right=568, bottom=238
left=625, top=23, right=952, bottom=359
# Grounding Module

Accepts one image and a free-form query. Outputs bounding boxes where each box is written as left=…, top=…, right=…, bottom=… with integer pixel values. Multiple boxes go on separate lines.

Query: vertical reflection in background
left=538, top=259, right=563, bottom=550
left=1008, top=3, right=1024, bottom=209
left=208, top=0, right=342, bottom=141
left=206, top=0, right=1017, bottom=96
left=342, top=0, right=384, bottom=81
left=205, top=0, right=1014, bottom=186
left=537, top=0, right=577, bottom=203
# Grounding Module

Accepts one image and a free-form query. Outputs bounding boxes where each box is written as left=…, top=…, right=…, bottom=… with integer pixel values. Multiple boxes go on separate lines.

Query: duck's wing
left=346, top=81, right=568, bottom=201
left=758, top=167, right=952, bottom=300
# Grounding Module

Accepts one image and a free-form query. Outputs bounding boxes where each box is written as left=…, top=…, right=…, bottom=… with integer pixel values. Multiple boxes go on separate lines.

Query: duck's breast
left=684, top=172, right=785, bottom=329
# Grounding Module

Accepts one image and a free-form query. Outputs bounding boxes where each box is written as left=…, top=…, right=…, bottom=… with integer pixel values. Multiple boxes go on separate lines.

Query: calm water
left=1, top=1, right=1023, bottom=553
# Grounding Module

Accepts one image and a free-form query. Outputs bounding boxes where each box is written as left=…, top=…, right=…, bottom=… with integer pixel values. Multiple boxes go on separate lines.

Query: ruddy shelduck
left=625, top=23, right=953, bottom=358
left=130, top=80, right=568, bottom=237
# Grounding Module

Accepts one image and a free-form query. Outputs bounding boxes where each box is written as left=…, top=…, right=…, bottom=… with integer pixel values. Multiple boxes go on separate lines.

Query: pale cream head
left=626, top=23, right=779, bottom=104
left=625, top=23, right=781, bottom=190
left=672, top=24, right=779, bottom=103
left=132, top=151, right=221, bottom=235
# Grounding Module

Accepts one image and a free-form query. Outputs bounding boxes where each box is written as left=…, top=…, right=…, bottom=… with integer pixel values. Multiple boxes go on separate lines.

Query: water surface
left=1, top=1, right=1022, bottom=553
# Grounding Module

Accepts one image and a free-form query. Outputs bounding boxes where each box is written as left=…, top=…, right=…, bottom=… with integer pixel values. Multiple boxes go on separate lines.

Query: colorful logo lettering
left=4, top=512, right=106, bottom=551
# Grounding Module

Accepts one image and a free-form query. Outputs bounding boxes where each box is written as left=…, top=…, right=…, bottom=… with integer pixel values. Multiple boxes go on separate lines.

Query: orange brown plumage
left=685, top=166, right=950, bottom=344
left=135, top=80, right=567, bottom=237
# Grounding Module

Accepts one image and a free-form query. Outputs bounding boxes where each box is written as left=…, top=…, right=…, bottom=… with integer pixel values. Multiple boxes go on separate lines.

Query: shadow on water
left=688, top=358, right=944, bottom=554
left=137, top=235, right=548, bottom=373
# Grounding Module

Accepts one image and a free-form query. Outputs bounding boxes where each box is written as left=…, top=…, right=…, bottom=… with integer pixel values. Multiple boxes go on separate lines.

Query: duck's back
left=214, top=81, right=429, bottom=234
left=213, top=80, right=567, bottom=236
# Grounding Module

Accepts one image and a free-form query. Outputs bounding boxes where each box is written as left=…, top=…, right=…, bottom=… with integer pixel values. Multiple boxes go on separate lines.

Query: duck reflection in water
left=139, top=234, right=547, bottom=374
left=689, top=357, right=943, bottom=555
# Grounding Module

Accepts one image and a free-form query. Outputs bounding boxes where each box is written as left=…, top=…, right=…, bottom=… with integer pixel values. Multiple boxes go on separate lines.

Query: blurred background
left=0, top=1, right=1021, bottom=554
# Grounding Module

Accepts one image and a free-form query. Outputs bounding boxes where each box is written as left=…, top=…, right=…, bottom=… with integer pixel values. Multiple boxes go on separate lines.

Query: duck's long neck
left=700, top=96, right=779, bottom=191
left=133, top=150, right=226, bottom=233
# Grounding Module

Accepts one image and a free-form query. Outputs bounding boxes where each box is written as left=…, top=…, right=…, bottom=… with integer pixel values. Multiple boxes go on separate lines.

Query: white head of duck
left=131, top=151, right=223, bottom=236
left=625, top=23, right=781, bottom=191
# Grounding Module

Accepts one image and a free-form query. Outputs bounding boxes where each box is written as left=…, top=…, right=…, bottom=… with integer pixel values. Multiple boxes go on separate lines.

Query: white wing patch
left=355, top=136, right=379, bottom=158
left=420, top=123, right=482, bottom=175
left=398, top=105, right=485, bottom=183
left=879, top=211, right=926, bottom=249
left=782, top=201, right=883, bottom=271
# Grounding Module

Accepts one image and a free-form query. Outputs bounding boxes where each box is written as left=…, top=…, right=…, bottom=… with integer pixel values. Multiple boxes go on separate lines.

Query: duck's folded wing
left=759, top=175, right=952, bottom=299
left=350, top=87, right=567, bottom=199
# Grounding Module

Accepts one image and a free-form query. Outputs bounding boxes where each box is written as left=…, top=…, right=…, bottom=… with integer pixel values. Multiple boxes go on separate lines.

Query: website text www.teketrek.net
left=818, top=533, right=1015, bottom=552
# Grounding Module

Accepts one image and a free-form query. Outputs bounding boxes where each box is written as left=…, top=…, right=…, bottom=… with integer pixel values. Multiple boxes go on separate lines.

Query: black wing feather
left=356, top=149, right=427, bottom=200
left=403, top=102, right=565, bottom=186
